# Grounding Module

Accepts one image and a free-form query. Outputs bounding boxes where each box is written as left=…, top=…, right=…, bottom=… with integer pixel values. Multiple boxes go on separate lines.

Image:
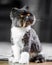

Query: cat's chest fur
left=11, top=26, right=26, bottom=41
left=11, top=26, right=31, bottom=48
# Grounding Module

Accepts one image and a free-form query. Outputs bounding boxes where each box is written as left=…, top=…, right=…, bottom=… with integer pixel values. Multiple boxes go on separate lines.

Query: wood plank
left=0, top=61, right=52, bottom=65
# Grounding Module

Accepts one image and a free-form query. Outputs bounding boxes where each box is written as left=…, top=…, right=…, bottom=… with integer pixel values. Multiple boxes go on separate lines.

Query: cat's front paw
left=8, top=57, right=19, bottom=63
left=19, top=52, right=29, bottom=64
left=12, top=58, right=19, bottom=63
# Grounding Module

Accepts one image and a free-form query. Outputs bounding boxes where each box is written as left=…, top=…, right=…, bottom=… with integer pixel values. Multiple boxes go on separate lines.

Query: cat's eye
left=20, top=15, right=23, bottom=17
left=27, top=13, right=30, bottom=16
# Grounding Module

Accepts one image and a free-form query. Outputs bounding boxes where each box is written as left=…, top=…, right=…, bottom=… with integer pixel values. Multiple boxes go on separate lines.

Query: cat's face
left=10, top=8, right=34, bottom=27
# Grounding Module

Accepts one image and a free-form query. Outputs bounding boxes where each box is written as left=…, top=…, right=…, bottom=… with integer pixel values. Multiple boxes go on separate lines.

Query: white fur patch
left=11, top=26, right=31, bottom=46
left=19, top=52, right=29, bottom=64
left=11, top=26, right=31, bottom=63
left=12, top=45, right=20, bottom=62
left=11, top=26, right=26, bottom=43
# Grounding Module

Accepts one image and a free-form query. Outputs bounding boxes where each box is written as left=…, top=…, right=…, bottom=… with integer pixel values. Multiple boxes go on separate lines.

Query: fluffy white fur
left=11, top=26, right=31, bottom=44
left=10, top=26, right=31, bottom=63
left=19, top=52, right=29, bottom=64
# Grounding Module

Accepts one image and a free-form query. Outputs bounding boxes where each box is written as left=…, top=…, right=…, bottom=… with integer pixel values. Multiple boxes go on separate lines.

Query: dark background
left=0, top=0, right=52, bottom=43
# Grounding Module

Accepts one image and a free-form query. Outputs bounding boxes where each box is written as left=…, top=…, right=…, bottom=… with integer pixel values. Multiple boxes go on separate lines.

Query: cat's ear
left=21, top=6, right=29, bottom=11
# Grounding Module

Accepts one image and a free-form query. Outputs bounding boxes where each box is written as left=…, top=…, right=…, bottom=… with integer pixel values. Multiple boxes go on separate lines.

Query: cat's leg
left=30, top=43, right=45, bottom=63
left=11, top=44, right=20, bottom=63
left=19, top=52, right=29, bottom=64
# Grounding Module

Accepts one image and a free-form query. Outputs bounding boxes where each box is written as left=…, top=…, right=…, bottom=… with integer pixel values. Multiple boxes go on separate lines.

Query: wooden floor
left=0, top=61, right=52, bottom=65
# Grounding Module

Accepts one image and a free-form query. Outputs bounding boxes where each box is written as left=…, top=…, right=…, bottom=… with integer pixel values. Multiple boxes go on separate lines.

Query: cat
left=9, top=6, right=45, bottom=63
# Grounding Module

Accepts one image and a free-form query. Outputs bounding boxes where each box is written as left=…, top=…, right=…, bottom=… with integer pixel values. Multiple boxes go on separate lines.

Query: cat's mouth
left=22, top=22, right=26, bottom=27
left=20, top=21, right=31, bottom=27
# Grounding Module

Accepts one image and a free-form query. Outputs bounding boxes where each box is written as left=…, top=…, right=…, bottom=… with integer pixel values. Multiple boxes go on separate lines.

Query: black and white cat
left=9, top=7, right=45, bottom=63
